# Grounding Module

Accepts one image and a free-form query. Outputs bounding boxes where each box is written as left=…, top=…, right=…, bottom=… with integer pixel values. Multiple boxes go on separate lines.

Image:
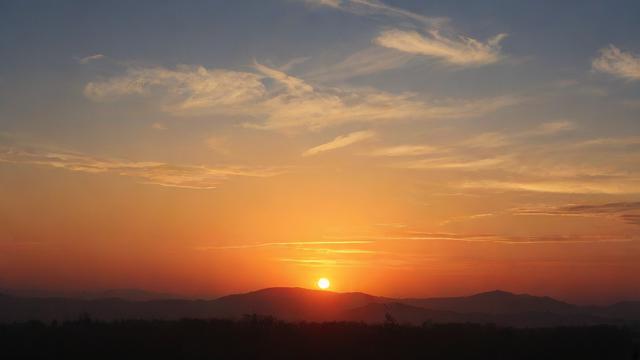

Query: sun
left=317, top=278, right=330, bottom=290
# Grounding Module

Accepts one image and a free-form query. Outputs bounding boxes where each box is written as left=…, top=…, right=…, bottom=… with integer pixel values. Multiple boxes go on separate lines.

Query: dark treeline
left=1, top=316, right=638, bottom=359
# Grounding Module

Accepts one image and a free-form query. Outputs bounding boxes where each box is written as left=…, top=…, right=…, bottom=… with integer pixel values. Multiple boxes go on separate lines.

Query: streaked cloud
left=592, top=45, right=640, bottom=81
left=328, top=232, right=636, bottom=245
left=368, top=144, right=437, bottom=157
left=78, top=53, right=105, bottom=64
left=395, top=155, right=509, bottom=170
left=573, top=136, right=640, bottom=148
left=306, top=47, right=414, bottom=82
left=375, top=29, right=507, bottom=66
left=195, top=240, right=373, bottom=250
left=306, top=0, right=507, bottom=68
left=461, top=120, right=574, bottom=148
left=84, top=65, right=266, bottom=115
left=0, top=146, right=282, bottom=190
left=512, top=202, right=640, bottom=226
left=461, top=179, right=640, bottom=195
left=151, top=122, right=167, bottom=130
left=85, top=63, right=519, bottom=131
left=305, top=0, right=440, bottom=26
left=303, top=130, right=375, bottom=156
left=368, top=120, right=571, bottom=161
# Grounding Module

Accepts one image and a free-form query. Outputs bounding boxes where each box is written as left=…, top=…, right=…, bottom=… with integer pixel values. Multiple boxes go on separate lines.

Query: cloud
left=461, top=179, right=640, bottom=195
left=303, top=130, right=375, bottom=156
left=195, top=240, right=373, bottom=250
left=329, top=232, right=635, bottom=245
left=304, top=0, right=342, bottom=9
left=375, top=29, right=507, bottom=66
left=461, top=120, right=574, bottom=148
left=84, top=65, right=266, bottom=115
left=151, top=122, right=167, bottom=130
left=592, top=45, right=640, bottom=81
left=386, top=119, right=568, bottom=156
left=368, top=144, right=437, bottom=157
left=512, top=202, right=640, bottom=226
left=78, top=54, right=105, bottom=64
left=574, top=136, right=640, bottom=148
left=306, top=0, right=507, bottom=68
left=85, top=63, right=518, bottom=131
left=305, top=0, right=439, bottom=26
left=395, top=156, right=509, bottom=170
left=306, top=47, right=414, bottom=82
left=254, top=61, right=314, bottom=95
left=0, top=146, right=282, bottom=190
left=525, top=120, right=575, bottom=136
left=205, top=136, right=229, bottom=154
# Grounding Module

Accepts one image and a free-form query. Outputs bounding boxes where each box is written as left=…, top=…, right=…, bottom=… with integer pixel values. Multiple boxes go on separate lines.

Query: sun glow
left=317, top=278, right=330, bottom=290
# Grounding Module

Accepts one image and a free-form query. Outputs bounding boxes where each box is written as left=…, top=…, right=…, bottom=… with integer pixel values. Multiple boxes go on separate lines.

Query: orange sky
left=1, top=0, right=640, bottom=304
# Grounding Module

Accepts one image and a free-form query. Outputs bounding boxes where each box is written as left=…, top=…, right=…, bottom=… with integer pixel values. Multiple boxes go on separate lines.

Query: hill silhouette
left=1, top=287, right=639, bottom=327
left=402, top=289, right=578, bottom=315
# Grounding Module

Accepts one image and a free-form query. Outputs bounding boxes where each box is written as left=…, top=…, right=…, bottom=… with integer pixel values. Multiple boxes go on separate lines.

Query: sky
left=1, top=0, right=640, bottom=304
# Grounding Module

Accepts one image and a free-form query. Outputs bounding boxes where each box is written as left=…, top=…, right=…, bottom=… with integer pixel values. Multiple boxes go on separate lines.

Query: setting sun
left=317, top=278, right=330, bottom=290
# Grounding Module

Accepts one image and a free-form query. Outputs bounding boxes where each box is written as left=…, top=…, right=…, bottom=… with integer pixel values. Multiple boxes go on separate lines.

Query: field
left=2, top=317, right=638, bottom=359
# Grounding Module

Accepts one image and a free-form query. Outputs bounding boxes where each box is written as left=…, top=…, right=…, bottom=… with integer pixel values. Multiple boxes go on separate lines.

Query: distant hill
left=215, top=287, right=389, bottom=321
left=400, top=290, right=578, bottom=315
left=0, top=288, right=181, bottom=301
left=0, top=287, right=638, bottom=327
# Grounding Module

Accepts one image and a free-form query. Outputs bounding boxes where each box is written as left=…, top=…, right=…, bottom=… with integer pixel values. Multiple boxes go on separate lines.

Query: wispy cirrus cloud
left=306, top=0, right=507, bottom=67
left=592, top=45, right=640, bottom=81
left=375, top=29, right=507, bottom=67
left=368, top=120, right=572, bottom=160
left=305, top=0, right=440, bottom=25
left=367, top=144, right=437, bottom=157
left=328, top=232, right=636, bottom=245
left=77, top=53, right=105, bottom=64
left=151, top=122, right=167, bottom=130
left=512, top=202, right=640, bottom=226
left=303, top=130, right=375, bottom=156
left=84, top=65, right=266, bottom=115
left=0, top=146, right=282, bottom=190
left=459, top=120, right=574, bottom=149
left=305, top=47, right=414, bottom=82
left=195, top=240, right=373, bottom=250
left=460, top=179, right=640, bottom=195
left=85, top=63, right=519, bottom=131
left=394, top=155, right=510, bottom=170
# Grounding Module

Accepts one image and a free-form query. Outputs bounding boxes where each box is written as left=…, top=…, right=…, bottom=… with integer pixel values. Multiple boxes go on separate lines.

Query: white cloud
left=303, top=130, right=375, bottom=156
left=592, top=45, right=640, bottom=81
left=78, top=54, right=105, bottom=64
left=375, top=29, right=507, bottom=66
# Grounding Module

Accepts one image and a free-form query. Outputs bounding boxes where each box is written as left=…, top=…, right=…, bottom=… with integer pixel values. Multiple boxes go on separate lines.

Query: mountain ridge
left=0, top=287, right=638, bottom=326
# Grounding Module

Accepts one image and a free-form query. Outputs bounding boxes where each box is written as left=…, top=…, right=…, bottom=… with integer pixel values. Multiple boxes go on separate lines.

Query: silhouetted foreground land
left=1, top=317, right=638, bottom=359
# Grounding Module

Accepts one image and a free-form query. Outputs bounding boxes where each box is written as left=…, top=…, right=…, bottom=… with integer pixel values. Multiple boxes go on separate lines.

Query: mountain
left=87, top=289, right=181, bottom=301
left=0, top=287, right=638, bottom=326
left=0, top=288, right=181, bottom=301
left=400, top=290, right=578, bottom=315
left=215, top=287, right=389, bottom=321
